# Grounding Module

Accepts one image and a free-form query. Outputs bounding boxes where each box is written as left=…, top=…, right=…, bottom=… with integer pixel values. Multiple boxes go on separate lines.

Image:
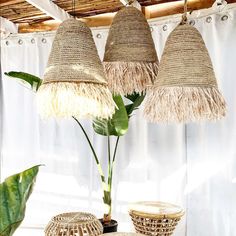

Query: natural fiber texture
left=129, top=202, right=184, bottom=236
left=37, top=82, right=115, bottom=119
left=103, top=6, right=159, bottom=95
left=37, top=19, right=115, bottom=119
left=45, top=212, right=103, bottom=236
left=144, top=86, right=226, bottom=123
left=44, top=19, right=106, bottom=84
left=144, top=23, right=226, bottom=123
left=104, top=62, right=158, bottom=95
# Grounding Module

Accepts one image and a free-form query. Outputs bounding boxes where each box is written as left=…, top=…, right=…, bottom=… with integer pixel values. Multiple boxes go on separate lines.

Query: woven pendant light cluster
left=37, top=0, right=226, bottom=123
left=143, top=2, right=226, bottom=123
left=103, top=6, right=159, bottom=95
left=37, top=19, right=115, bottom=120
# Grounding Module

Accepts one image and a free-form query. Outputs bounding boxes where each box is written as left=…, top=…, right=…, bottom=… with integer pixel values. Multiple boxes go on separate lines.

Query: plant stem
left=72, top=117, right=121, bottom=223
left=107, top=135, right=111, bottom=184
left=112, top=136, right=120, bottom=164
left=72, top=117, right=105, bottom=183
left=110, top=137, right=120, bottom=185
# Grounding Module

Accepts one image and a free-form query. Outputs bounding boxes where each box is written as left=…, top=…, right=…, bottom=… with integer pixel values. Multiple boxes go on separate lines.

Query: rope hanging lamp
left=103, top=5, right=159, bottom=95
left=143, top=0, right=226, bottom=123
left=37, top=18, right=115, bottom=120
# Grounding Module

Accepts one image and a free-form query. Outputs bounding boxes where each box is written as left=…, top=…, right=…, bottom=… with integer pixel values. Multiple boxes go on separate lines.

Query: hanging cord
left=121, top=0, right=134, bottom=7
left=181, top=0, right=188, bottom=24
left=72, top=0, right=76, bottom=18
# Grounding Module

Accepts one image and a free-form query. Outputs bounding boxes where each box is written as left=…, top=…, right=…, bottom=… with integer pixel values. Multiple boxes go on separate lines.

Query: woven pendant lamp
left=103, top=6, right=159, bottom=95
left=143, top=2, right=226, bottom=123
left=37, top=19, right=115, bottom=119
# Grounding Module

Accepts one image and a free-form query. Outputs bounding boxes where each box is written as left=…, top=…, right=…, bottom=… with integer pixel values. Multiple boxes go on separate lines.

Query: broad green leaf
left=4, top=71, right=42, bottom=92
left=125, top=92, right=142, bottom=103
left=0, top=165, right=40, bottom=236
left=125, top=93, right=145, bottom=118
left=93, top=95, right=128, bottom=136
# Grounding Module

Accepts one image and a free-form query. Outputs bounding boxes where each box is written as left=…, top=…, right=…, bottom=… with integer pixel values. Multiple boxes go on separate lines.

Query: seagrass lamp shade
left=103, top=6, right=159, bottom=95
left=143, top=23, right=226, bottom=123
left=37, top=19, right=115, bottom=119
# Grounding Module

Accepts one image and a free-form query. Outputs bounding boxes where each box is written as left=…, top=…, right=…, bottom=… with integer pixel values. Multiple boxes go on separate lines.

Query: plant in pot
left=0, top=165, right=40, bottom=236
left=5, top=71, right=145, bottom=232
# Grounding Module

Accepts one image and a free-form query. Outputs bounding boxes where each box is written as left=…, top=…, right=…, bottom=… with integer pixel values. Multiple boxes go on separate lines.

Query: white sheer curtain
left=1, top=5, right=236, bottom=236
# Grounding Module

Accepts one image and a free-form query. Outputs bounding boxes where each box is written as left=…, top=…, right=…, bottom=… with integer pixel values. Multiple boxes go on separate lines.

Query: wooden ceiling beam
left=25, top=0, right=71, bottom=21
left=18, top=13, right=116, bottom=33
left=0, top=0, right=24, bottom=8
left=18, top=0, right=236, bottom=33
left=0, top=16, right=18, bottom=35
left=144, top=0, right=213, bottom=19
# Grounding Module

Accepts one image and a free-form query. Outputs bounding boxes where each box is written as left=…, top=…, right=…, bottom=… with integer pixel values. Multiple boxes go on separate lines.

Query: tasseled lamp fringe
left=143, top=86, right=226, bottom=123
left=37, top=82, right=116, bottom=119
left=103, top=61, right=158, bottom=95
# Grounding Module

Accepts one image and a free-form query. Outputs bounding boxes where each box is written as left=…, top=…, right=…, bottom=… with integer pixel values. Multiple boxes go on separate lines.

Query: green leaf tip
left=4, top=71, right=42, bottom=92
left=0, top=165, right=41, bottom=236
left=93, top=95, right=129, bottom=136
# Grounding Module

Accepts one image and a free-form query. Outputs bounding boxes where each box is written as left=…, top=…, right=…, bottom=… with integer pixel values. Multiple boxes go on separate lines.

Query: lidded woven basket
left=37, top=18, right=115, bottom=120
left=129, top=201, right=184, bottom=236
left=45, top=212, right=103, bottom=236
left=103, top=6, right=159, bottom=95
left=143, top=23, right=226, bottom=123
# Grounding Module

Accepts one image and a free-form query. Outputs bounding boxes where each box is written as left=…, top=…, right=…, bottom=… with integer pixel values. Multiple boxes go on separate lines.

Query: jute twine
left=143, top=23, right=226, bottom=123
left=104, top=6, right=157, bottom=63
left=45, top=212, right=103, bottom=236
left=129, top=202, right=184, bottom=236
left=103, top=6, right=159, bottom=95
left=37, top=19, right=115, bottom=120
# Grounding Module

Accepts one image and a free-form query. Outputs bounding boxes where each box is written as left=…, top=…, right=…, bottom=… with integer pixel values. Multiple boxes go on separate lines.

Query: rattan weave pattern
left=44, top=18, right=106, bottom=85
left=104, top=6, right=157, bottom=63
left=143, top=23, right=226, bottom=123
left=45, top=212, right=103, bottom=236
left=154, top=24, right=217, bottom=87
left=129, top=201, right=184, bottom=236
left=103, top=6, right=159, bottom=95
left=37, top=18, right=115, bottom=119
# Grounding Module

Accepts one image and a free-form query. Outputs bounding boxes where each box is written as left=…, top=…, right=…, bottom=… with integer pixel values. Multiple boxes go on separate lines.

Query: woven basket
left=103, top=6, right=159, bottom=95
left=37, top=18, right=115, bottom=120
left=45, top=212, right=103, bottom=236
left=143, top=23, right=226, bottom=123
left=129, top=201, right=184, bottom=236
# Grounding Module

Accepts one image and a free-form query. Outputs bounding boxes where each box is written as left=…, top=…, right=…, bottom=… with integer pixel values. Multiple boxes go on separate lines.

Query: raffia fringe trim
left=103, top=61, right=159, bottom=95
left=36, top=82, right=116, bottom=119
left=143, top=86, right=226, bottom=123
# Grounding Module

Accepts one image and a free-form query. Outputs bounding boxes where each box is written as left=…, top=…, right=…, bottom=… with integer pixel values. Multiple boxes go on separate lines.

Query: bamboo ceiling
left=1, top=0, right=236, bottom=33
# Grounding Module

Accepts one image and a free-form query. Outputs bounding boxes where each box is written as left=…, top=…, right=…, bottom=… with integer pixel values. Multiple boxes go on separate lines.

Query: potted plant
left=0, top=165, right=40, bottom=236
left=5, top=71, right=144, bottom=232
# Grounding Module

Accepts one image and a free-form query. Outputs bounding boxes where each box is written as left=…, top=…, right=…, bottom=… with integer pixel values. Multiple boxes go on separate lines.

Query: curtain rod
left=3, top=3, right=236, bottom=40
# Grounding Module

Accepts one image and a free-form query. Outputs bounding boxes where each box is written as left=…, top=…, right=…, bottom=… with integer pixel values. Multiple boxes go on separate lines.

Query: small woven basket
left=45, top=212, right=103, bottom=236
left=129, top=202, right=184, bottom=236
